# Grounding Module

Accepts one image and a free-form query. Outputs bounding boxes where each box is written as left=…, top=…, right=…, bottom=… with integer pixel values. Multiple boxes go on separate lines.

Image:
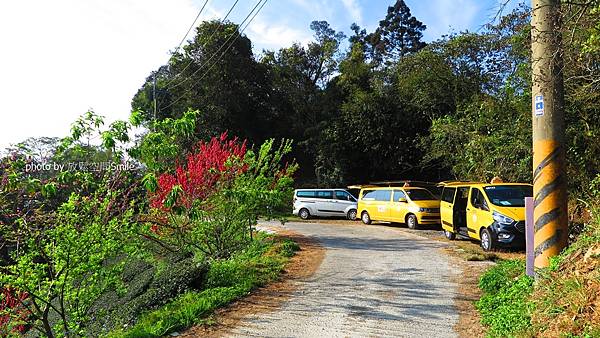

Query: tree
left=260, top=21, right=346, bottom=183
left=0, top=172, right=142, bottom=337
left=145, top=135, right=297, bottom=259
left=367, top=0, right=427, bottom=63
left=132, top=21, right=273, bottom=143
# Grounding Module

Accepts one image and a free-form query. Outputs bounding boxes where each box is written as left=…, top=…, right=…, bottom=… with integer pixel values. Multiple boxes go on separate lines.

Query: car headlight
left=492, top=211, right=514, bottom=225
left=418, top=208, right=435, bottom=213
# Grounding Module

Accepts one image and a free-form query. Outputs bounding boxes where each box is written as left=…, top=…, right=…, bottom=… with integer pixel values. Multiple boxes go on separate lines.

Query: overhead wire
left=195, top=0, right=269, bottom=84
left=162, top=0, right=241, bottom=89
left=166, top=0, right=263, bottom=92
left=174, top=0, right=210, bottom=55
left=153, top=0, right=210, bottom=116
left=161, top=0, right=269, bottom=111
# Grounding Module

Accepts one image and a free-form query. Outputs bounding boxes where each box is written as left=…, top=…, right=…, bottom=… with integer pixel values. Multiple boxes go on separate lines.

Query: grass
left=106, top=235, right=299, bottom=338
left=476, top=204, right=600, bottom=338
left=475, top=259, right=534, bottom=338
left=528, top=206, right=600, bottom=337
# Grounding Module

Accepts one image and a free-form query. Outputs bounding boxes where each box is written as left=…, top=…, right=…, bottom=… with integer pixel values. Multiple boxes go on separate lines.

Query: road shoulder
left=180, top=227, right=325, bottom=337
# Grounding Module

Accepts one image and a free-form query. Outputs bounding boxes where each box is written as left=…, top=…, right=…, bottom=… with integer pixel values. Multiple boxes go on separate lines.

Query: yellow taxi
left=357, top=186, right=440, bottom=229
left=439, top=182, right=533, bottom=251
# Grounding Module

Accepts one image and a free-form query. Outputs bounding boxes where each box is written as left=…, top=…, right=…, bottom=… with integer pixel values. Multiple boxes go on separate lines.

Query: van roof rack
left=347, top=184, right=378, bottom=189
left=368, top=180, right=437, bottom=187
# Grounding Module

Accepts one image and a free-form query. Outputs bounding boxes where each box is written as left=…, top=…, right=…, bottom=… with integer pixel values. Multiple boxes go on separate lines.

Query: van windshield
left=406, top=189, right=435, bottom=201
left=483, top=185, right=532, bottom=207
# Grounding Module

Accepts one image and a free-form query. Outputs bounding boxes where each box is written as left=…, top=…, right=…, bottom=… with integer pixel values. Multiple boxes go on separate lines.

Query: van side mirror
left=397, top=197, right=407, bottom=203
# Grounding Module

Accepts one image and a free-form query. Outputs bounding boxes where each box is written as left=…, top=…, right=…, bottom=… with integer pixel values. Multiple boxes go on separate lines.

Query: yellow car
left=440, top=182, right=533, bottom=251
left=357, top=186, right=440, bottom=229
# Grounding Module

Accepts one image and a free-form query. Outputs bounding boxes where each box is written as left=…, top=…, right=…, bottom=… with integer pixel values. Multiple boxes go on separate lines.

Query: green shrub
left=108, top=287, right=247, bottom=338
left=476, top=259, right=534, bottom=338
left=478, top=259, right=526, bottom=294
left=86, top=256, right=207, bottom=337
left=280, top=239, right=300, bottom=257
left=108, top=236, right=296, bottom=338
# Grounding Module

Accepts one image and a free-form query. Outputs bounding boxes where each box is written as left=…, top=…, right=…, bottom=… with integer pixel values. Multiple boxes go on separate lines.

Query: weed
left=476, top=259, right=533, bottom=337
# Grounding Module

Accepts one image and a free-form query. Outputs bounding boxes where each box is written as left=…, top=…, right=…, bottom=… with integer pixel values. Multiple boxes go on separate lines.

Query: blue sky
left=0, top=0, right=524, bottom=149
left=218, top=0, right=523, bottom=51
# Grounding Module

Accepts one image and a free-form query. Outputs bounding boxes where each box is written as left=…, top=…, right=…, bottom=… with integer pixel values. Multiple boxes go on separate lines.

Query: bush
left=0, top=184, right=143, bottom=337
left=109, top=235, right=297, bottom=338
left=145, top=136, right=297, bottom=260
left=92, top=257, right=207, bottom=333
left=476, top=259, right=534, bottom=337
left=529, top=205, right=600, bottom=337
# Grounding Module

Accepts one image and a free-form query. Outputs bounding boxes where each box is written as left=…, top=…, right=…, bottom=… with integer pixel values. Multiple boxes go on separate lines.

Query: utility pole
left=153, top=73, right=157, bottom=124
left=531, top=0, right=568, bottom=268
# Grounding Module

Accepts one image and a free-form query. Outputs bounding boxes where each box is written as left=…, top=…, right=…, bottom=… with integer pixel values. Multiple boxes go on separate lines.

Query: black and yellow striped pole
left=531, top=0, right=568, bottom=268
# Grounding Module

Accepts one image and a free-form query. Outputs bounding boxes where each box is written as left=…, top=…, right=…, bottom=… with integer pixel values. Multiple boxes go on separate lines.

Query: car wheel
left=347, top=209, right=357, bottom=220
left=480, top=228, right=495, bottom=251
left=299, top=208, right=310, bottom=220
left=406, top=214, right=419, bottom=229
left=444, top=229, right=456, bottom=240
left=361, top=211, right=371, bottom=224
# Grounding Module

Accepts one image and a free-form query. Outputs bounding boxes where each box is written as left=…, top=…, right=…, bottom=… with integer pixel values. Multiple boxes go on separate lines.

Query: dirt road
left=226, top=220, right=460, bottom=338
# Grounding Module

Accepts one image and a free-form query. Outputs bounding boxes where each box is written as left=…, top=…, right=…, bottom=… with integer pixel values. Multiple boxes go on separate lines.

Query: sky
left=0, top=0, right=522, bottom=150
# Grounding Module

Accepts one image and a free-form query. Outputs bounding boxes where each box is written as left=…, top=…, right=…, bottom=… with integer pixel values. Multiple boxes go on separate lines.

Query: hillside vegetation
left=477, top=200, right=600, bottom=337
left=2, top=0, right=600, bottom=336
left=129, top=1, right=600, bottom=192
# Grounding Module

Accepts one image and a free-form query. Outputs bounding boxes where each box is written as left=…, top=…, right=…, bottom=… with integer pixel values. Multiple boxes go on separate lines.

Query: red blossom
left=0, top=287, right=30, bottom=333
left=149, top=132, right=248, bottom=211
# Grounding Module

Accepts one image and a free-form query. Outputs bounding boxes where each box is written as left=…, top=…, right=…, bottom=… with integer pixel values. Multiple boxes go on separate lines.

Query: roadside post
left=531, top=0, right=568, bottom=268
left=525, top=197, right=535, bottom=277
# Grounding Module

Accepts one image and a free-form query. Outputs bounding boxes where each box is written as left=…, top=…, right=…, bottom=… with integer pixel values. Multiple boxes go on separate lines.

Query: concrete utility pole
left=531, top=0, right=568, bottom=268
left=153, top=73, right=158, bottom=122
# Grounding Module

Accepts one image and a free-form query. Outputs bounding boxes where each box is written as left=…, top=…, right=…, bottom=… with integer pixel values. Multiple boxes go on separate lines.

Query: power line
left=195, top=0, right=269, bottom=83
left=152, top=0, right=209, bottom=118
left=174, top=0, right=210, bottom=55
left=167, top=0, right=266, bottom=92
left=162, top=0, right=241, bottom=89
left=161, top=0, right=268, bottom=111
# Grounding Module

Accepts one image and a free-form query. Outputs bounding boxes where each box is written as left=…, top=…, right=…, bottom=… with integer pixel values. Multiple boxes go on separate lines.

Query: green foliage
left=366, top=0, right=427, bottom=62
left=128, top=109, right=199, bottom=172
left=85, top=255, right=207, bottom=337
left=110, top=287, right=246, bottom=338
left=148, top=138, right=297, bottom=260
left=527, top=203, right=600, bottom=336
left=476, top=259, right=534, bottom=338
left=478, top=259, right=527, bottom=294
left=0, top=182, right=143, bottom=337
left=131, top=21, right=273, bottom=143
left=108, top=235, right=297, bottom=338
left=426, top=95, right=532, bottom=182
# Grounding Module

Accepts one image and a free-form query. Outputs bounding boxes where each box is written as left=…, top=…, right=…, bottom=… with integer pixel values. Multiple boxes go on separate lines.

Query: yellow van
left=440, top=182, right=533, bottom=251
left=357, top=187, right=440, bottom=229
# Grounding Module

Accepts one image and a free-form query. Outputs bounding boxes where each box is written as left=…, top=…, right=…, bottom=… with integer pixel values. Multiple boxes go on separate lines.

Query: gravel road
left=225, top=220, right=460, bottom=338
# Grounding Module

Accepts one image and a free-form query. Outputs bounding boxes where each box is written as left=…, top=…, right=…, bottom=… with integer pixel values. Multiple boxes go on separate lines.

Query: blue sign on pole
left=535, top=95, right=544, bottom=116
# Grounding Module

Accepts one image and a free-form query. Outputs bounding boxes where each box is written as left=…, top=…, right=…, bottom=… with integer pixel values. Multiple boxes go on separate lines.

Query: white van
left=293, top=189, right=358, bottom=220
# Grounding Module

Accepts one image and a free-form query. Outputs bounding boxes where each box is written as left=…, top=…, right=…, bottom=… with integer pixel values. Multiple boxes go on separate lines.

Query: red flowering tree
left=0, top=287, right=29, bottom=334
left=146, top=135, right=297, bottom=259
left=149, top=132, right=247, bottom=211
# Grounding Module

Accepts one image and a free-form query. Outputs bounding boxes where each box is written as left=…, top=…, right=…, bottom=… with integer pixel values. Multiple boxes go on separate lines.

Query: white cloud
left=247, top=18, right=313, bottom=49
left=341, top=0, right=362, bottom=24
left=427, top=0, right=480, bottom=38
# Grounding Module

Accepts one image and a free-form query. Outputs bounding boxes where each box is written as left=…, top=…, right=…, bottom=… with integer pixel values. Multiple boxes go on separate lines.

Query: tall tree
left=260, top=21, right=346, bottom=183
left=367, top=0, right=427, bottom=63
left=132, top=21, right=273, bottom=143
